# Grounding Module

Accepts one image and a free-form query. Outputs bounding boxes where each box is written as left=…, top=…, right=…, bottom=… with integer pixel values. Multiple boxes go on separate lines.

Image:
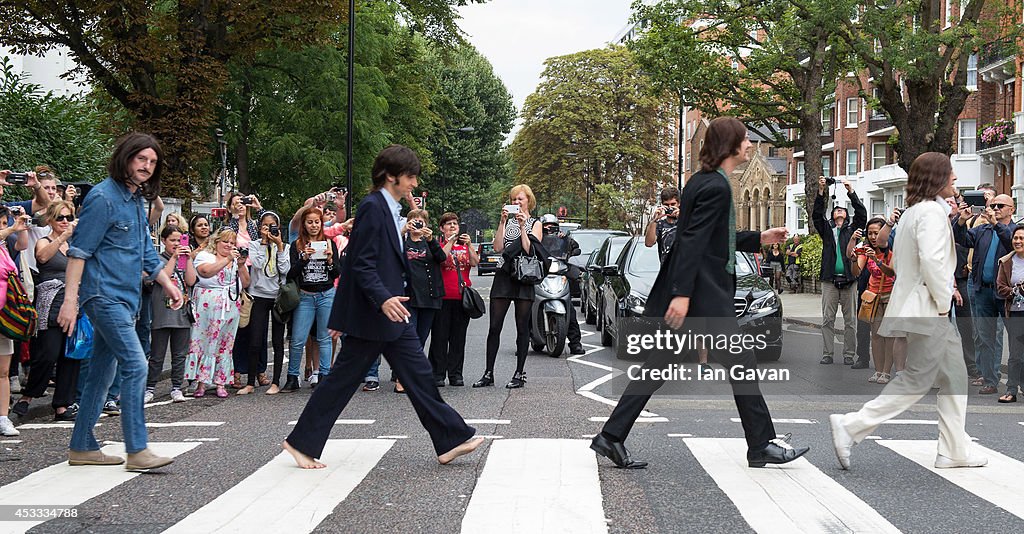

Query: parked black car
left=566, top=229, right=628, bottom=299
left=582, top=235, right=632, bottom=328
left=598, top=237, right=783, bottom=362
left=477, top=243, right=502, bottom=275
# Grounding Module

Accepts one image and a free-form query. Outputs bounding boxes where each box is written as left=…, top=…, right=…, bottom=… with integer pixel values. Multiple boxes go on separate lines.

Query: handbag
left=64, top=314, right=94, bottom=360
left=0, top=271, right=37, bottom=341
left=274, top=279, right=300, bottom=322
left=512, top=254, right=543, bottom=285
left=454, top=256, right=485, bottom=319
left=857, top=268, right=888, bottom=322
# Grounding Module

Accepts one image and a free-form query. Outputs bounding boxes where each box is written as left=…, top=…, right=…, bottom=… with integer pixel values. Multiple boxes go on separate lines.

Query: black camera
left=412, top=220, right=424, bottom=229
left=9, top=206, right=24, bottom=216
left=664, top=206, right=677, bottom=216
left=5, top=173, right=29, bottom=185
left=824, top=176, right=837, bottom=186
left=269, top=224, right=280, bottom=237
left=238, top=247, right=249, bottom=258
left=241, top=196, right=255, bottom=206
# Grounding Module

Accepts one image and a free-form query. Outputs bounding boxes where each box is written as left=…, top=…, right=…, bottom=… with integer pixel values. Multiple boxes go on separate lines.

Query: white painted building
left=1, top=46, right=89, bottom=96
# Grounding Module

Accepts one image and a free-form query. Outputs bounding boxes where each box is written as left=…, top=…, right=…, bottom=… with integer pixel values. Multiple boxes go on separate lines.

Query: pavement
left=779, top=290, right=827, bottom=328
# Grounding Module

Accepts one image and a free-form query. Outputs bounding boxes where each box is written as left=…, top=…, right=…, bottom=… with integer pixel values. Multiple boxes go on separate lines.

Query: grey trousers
left=821, top=282, right=858, bottom=358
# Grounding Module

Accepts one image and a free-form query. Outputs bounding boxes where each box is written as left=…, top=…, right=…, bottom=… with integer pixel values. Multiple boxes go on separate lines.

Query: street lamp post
left=344, top=0, right=356, bottom=215
left=216, top=128, right=228, bottom=207
left=565, top=152, right=591, bottom=227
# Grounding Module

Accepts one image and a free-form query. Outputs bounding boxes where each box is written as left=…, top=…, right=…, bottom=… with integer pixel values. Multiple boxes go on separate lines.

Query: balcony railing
left=980, top=39, right=1018, bottom=70
left=978, top=137, right=1011, bottom=151
left=868, top=116, right=893, bottom=134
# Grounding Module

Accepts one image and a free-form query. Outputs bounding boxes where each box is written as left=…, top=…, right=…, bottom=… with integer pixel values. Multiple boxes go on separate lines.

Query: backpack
left=0, top=271, right=37, bottom=341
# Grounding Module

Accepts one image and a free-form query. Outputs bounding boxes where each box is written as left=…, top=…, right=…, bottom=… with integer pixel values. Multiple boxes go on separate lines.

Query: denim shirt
left=68, top=177, right=161, bottom=315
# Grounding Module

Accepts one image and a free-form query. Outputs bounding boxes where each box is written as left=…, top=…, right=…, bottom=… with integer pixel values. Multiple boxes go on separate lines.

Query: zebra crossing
left=2, top=434, right=1023, bottom=533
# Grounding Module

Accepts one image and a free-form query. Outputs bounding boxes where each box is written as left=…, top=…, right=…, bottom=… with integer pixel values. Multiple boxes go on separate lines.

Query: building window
left=861, top=98, right=867, bottom=122
left=846, top=149, right=858, bottom=175
left=871, top=88, right=886, bottom=119
left=797, top=205, right=807, bottom=231
left=821, top=107, right=832, bottom=131
left=871, top=199, right=885, bottom=218
left=945, top=0, right=953, bottom=27
left=958, top=119, right=976, bottom=154
left=822, top=155, right=832, bottom=178
left=893, top=193, right=904, bottom=209
left=797, top=161, right=805, bottom=184
left=872, top=143, right=887, bottom=169
left=846, top=98, right=859, bottom=127
left=967, top=54, right=978, bottom=90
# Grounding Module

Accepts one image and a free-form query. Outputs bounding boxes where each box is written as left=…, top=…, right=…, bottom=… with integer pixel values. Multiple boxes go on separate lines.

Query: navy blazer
left=328, top=190, right=411, bottom=341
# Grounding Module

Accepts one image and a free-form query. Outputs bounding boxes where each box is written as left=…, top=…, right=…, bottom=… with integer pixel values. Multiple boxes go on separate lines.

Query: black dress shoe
left=851, top=360, right=869, bottom=369
left=819, top=355, right=833, bottom=364
left=505, top=371, right=526, bottom=389
left=747, top=442, right=810, bottom=468
left=54, top=407, right=77, bottom=422
left=472, top=371, right=494, bottom=388
left=590, top=433, right=647, bottom=469
left=569, top=345, right=586, bottom=355
left=843, top=356, right=855, bottom=365
left=434, top=379, right=446, bottom=387
left=11, top=399, right=29, bottom=417
left=449, top=377, right=465, bottom=387
left=283, top=375, right=300, bottom=392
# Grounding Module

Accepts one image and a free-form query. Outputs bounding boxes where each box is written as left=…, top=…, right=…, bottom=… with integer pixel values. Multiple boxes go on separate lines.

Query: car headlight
left=749, top=293, right=779, bottom=314
left=539, top=275, right=568, bottom=294
left=625, top=291, right=646, bottom=315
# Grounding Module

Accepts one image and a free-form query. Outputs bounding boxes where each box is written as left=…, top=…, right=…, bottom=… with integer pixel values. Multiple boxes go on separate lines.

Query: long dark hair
left=700, top=117, right=748, bottom=172
left=108, top=132, right=163, bottom=200
left=905, top=152, right=952, bottom=207
left=371, top=145, right=421, bottom=191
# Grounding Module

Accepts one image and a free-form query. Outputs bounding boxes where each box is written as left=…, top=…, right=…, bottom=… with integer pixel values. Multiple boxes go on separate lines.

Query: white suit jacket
left=878, top=198, right=956, bottom=337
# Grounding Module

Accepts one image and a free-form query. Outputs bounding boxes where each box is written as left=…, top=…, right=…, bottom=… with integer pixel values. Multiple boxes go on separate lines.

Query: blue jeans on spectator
left=70, top=298, right=149, bottom=454
left=972, top=284, right=1004, bottom=388
left=287, top=288, right=335, bottom=379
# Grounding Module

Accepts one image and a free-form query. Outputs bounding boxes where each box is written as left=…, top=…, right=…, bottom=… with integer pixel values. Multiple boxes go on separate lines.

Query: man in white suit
left=830, top=152, right=987, bottom=470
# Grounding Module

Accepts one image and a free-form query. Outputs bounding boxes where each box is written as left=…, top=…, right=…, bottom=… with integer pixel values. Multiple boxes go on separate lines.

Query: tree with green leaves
left=510, top=46, right=672, bottom=231
left=0, top=57, right=111, bottom=184
left=422, top=44, right=516, bottom=219
left=831, top=0, right=1022, bottom=170
left=0, top=0, right=487, bottom=199
left=631, top=0, right=853, bottom=233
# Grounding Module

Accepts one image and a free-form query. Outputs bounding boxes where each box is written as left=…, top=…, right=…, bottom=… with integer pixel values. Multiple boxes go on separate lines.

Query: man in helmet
left=539, top=214, right=585, bottom=355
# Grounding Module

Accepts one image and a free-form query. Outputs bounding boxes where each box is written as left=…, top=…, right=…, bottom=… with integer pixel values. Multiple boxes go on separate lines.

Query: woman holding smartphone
left=431, top=212, right=479, bottom=386
left=145, top=226, right=196, bottom=403
left=474, top=184, right=542, bottom=389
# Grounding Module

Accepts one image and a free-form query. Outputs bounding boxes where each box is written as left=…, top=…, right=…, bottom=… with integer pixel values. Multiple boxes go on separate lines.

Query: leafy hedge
left=797, top=233, right=822, bottom=279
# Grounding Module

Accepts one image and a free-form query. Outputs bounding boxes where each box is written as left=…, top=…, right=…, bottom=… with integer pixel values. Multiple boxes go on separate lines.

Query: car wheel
left=600, top=306, right=613, bottom=347
left=755, top=344, right=783, bottom=362
left=584, top=295, right=597, bottom=325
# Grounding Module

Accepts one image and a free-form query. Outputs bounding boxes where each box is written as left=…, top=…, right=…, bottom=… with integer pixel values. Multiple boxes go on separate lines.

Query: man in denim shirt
left=57, top=133, right=184, bottom=471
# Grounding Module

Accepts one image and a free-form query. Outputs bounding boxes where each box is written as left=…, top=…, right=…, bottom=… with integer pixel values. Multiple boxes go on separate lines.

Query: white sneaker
left=829, top=414, right=854, bottom=470
left=143, top=390, right=155, bottom=403
left=309, top=374, right=319, bottom=388
left=170, top=389, right=186, bottom=403
left=9, top=376, right=20, bottom=394
left=0, top=416, right=19, bottom=436
left=935, top=454, right=987, bottom=468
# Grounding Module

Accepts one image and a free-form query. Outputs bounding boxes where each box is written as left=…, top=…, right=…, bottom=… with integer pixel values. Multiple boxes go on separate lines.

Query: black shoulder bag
left=454, top=255, right=485, bottom=319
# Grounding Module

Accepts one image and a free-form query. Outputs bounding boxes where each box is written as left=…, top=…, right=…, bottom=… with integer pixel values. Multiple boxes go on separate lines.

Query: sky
left=455, top=0, right=636, bottom=140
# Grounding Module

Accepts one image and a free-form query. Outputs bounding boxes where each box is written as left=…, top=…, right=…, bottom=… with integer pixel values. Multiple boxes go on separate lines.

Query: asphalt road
left=2, top=273, right=1023, bottom=533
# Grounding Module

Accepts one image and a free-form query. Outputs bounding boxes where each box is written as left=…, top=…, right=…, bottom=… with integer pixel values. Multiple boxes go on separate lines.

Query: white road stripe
left=578, top=373, right=614, bottom=393
left=376, top=435, right=408, bottom=439
left=877, top=440, right=1024, bottom=521
left=145, top=421, right=224, bottom=428
left=287, top=419, right=375, bottom=426
left=574, top=391, right=659, bottom=418
left=184, top=438, right=220, bottom=442
left=0, top=442, right=200, bottom=534
left=461, top=439, right=606, bottom=534
left=589, top=416, right=668, bottom=423
left=667, top=433, right=692, bottom=438
left=684, top=438, right=900, bottom=534
left=730, top=418, right=817, bottom=424
left=164, top=439, right=394, bottom=534
left=17, top=422, right=96, bottom=430
left=880, top=419, right=937, bottom=425
left=464, top=419, right=511, bottom=425
left=0, top=440, right=21, bottom=444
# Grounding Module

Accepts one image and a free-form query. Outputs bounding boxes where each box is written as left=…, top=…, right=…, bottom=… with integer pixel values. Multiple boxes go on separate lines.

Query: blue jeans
left=288, top=288, right=335, bottom=378
left=77, top=358, right=121, bottom=404
left=70, top=298, right=150, bottom=454
left=972, top=284, right=1004, bottom=388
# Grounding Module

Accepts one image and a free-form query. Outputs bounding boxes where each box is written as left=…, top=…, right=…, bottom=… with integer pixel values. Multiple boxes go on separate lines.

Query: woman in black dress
left=473, top=185, right=543, bottom=389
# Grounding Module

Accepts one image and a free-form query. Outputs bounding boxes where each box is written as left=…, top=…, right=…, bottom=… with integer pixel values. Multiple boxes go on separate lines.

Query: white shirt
left=381, top=190, right=404, bottom=251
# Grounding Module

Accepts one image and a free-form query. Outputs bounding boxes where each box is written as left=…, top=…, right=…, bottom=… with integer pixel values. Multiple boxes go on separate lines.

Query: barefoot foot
left=438, top=437, right=485, bottom=465
left=282, top=440, right=326, bottom=469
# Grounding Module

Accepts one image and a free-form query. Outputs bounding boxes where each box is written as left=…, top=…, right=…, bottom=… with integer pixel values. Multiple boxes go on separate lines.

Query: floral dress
left=184, top=251, right=241, bottom=385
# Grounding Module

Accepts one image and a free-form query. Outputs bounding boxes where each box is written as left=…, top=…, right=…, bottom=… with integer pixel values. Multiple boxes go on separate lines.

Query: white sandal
left=877, top=373, right=891, bottom=384
left=868, top=372, right=881, bottom=383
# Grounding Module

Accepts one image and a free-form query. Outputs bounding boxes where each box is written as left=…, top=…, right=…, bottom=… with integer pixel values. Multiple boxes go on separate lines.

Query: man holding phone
left=645, top=187, right=680, bottom=262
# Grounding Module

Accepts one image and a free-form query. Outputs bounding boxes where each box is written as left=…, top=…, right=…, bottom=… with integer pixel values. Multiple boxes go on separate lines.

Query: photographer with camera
left=954, top=193, right=1017, bottom=395
left=645, top=187, right=680, bottom=262
left=243, top=212, right=290, bottom=395
left=290, top=187, right=348, bottom=241
left=813, top=176, right=867, bottom=365
left=430, top=213, right=479, bottom=386
left=224, top=192, right=266, bottom=242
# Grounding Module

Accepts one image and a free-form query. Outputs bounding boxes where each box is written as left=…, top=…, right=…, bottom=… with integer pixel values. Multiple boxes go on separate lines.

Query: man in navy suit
left=283, top=145, right=483, bottom=468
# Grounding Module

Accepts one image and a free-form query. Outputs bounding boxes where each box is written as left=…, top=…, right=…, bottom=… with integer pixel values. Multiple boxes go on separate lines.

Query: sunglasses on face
left=991, top=204, right=1009, bottom=210
left=54, top=214, right=75, bottom=222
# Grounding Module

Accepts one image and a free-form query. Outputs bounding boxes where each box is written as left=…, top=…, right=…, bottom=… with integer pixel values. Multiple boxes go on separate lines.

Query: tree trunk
left=235, top=79, right=253, bottom=194
left=800, top=113, right=824, bottom=236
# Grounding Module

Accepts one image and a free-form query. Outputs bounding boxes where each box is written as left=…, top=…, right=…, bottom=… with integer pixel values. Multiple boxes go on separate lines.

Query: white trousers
left=840, top=319, right=971, bottom=460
